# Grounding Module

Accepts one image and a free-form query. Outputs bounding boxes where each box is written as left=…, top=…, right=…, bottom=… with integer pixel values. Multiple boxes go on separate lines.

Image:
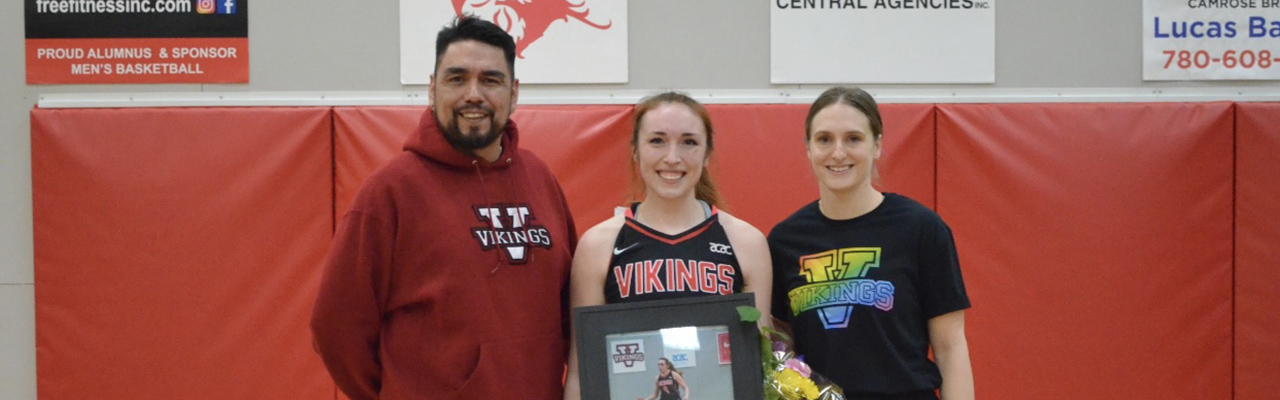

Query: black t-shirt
left=605, top=203, right=744, bottom=304
left=768, top=193, right=969, bottom=397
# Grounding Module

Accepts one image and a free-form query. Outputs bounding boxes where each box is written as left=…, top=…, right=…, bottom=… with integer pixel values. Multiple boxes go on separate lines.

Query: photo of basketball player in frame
left=574, top=293, right=763, bottom=400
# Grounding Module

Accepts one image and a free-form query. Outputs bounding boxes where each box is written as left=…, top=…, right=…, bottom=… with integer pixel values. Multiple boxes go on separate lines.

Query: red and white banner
left=771, top=0, right=995, bottom=84
left=717, top=332, right=731, bottom=365
left=400, top=0, right=627, bottom=84
left=1143, top=0, right=1280, bottom=80
left=26, top=38, right=247, bottom=84
left=25, top=0, right=249, bottom=84
left=609, top=338, right=647, bottom=374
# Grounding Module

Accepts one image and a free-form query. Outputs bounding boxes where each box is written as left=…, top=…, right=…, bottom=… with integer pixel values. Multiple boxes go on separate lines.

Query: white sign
left=771, top=0, right=995, bottom=84
left=1143, top=0, right=1280, bottom=80
left=665, top=350, right=696, bottom=369
left=400, top=0, right=627, bottom=84
left=609, top=338, right=647, bottom=374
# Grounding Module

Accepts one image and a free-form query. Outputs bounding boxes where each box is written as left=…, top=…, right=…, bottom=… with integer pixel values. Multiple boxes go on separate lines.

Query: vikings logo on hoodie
left=471, top=203, right=553, bottom=264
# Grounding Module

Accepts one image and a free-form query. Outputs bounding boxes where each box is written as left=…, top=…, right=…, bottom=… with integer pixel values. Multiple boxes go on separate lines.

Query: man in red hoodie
left=311, top=15, right=577, bottom=400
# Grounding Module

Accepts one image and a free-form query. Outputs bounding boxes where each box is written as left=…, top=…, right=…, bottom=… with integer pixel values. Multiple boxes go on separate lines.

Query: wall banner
left=770, top=0, right=995, bottom=84
left=25, top=0, right=249, bottom=84
left=1144, top=0, right=1280, bottom=80
left=400, top=0, right=627, bottom=84
left=609, top=338, right=647, bottom=374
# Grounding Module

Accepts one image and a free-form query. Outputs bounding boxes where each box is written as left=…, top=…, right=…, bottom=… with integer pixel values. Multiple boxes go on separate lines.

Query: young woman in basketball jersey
left=768, top=87, right=973, bottom=400
left=639, top=358, right=689, bottom=400
left=562, top=92, right=772, bottom=400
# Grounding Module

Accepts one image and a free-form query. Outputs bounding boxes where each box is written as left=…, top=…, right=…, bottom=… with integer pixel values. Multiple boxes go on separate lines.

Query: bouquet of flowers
left=739, top=306, right=845, bottom=400
left=760, top=327, right=845, bottom=400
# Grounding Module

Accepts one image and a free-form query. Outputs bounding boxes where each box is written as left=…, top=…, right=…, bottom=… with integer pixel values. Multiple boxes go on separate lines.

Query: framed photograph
left=574, top=293, right=763, bottom=400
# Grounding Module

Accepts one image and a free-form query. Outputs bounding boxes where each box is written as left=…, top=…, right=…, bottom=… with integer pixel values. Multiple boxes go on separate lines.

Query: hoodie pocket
left=455, top=332, right=566, bottom=399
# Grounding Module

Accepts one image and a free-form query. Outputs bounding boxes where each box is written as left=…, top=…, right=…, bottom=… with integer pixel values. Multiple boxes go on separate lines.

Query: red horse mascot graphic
left=452, top=0, right=613, bottom=58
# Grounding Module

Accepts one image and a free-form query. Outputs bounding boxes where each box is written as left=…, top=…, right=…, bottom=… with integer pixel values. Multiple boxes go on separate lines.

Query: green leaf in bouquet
left=737, top=305, right=762, bottom=323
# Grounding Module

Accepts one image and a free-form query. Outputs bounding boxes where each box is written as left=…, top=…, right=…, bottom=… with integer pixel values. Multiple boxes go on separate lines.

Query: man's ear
left=427, top=74, right=436, bottom=106
left=510, top=78, right=520, bottom=110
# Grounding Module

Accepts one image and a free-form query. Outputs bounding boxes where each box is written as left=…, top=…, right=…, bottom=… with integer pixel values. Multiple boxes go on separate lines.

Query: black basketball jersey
left=656, top=371, right=682, bottom=400
left=604, top=202, right=744, bottom=304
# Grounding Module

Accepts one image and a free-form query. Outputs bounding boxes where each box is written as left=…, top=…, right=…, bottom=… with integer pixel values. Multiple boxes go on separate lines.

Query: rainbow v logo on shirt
left=788, top=247, right=895, bottom=329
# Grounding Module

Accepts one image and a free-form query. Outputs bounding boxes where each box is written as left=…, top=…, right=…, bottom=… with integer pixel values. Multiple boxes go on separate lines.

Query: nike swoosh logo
left=613, top=243, right=639, bottom=255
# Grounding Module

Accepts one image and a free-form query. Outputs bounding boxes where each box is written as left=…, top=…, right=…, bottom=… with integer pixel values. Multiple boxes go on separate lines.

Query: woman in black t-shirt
left=768, top=87, right=974, bottom=400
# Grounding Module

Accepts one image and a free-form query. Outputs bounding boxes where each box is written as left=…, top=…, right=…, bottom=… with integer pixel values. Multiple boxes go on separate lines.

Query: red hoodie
left=312, top=109, right=577, bottom=400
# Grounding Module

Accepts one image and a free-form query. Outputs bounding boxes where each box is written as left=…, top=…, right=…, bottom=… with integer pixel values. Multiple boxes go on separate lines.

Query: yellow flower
left=775, top=368, right=821, bottom=399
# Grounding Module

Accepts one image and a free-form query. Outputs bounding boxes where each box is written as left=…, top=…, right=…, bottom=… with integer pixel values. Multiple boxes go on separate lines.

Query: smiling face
left=429, top=39, right=519, bottom=154
left=806, top=103, right=881, bottom=197
left=634, top=103, right=709, bottom=202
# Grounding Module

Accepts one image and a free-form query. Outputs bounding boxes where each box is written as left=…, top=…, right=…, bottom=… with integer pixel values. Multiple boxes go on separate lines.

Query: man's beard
left=436, top=107, right=504, bottom=151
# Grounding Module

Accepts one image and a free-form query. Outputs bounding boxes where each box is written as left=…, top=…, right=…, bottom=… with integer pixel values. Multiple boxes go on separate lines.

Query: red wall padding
left=333, top=105, right=635, bottom=236
left=936, top=103, right=1234, bottom=400
left=31, top=102, right=1274, bottom=400
left=1234, top=103, right=1280, bottom=400
left=32, top=107, right=335, bottom=400
left=332, top=106, right=423, bottom=223
left=500, top=105, right=635, bottom=229
left=333, top=104, right=936, bottom=238
left=549, top=103, right=939, bottom=232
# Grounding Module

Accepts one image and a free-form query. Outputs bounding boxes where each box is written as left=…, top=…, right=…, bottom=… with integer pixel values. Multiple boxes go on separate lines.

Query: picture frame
left=574, top=293, right=763, bottom=400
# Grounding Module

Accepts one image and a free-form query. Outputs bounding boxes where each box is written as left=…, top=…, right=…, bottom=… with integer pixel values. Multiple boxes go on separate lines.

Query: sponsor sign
left=1144, top=0, right=1280, bottom=80
left=400, top=0, right=627, bottom=84
left=665, top=350, right=696, bottom=369
left=610, top=338, right=647, bottom=374
left=25, top=0, right=248, bottom=84
left=717, top=332, right=731, bottom=365
left=770, top=0, right=995, bottom=83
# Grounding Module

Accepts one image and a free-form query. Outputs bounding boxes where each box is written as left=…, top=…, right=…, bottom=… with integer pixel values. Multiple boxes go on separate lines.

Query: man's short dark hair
left=435, top=15, right=517, bottom=77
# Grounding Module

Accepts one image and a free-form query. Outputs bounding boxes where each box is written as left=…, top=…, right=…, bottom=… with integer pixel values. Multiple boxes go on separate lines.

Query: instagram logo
left=196, top=0, right=215, bottom=14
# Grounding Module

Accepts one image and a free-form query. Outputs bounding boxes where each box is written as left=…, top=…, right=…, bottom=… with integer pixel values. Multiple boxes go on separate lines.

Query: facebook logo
left=216, top=0, right=236, bottom=14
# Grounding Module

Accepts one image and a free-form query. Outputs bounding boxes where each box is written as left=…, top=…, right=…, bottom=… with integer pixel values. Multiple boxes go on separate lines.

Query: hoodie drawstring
left=473, top=159, right=505, bottom=274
